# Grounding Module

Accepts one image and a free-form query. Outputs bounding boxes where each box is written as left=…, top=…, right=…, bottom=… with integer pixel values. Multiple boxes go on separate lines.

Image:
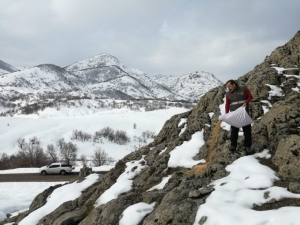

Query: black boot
left=229, top=146, right=237, bottom=153
left=245, top=147, right=255, bottom=155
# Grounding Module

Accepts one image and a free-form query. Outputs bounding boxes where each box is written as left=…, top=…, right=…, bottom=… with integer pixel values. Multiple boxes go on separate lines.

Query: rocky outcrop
left=2, top=31, right=300, bottom=225
left=79, top=165, right=93, bottom=180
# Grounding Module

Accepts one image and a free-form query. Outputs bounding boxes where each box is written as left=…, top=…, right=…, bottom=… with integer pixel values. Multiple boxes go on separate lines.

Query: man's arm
left=242, top=87, right=253, bottom=107
left=225, top=96, right=230, bottom=113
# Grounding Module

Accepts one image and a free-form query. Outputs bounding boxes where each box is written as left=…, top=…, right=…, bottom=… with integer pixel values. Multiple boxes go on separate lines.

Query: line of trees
left=71, top=127, right=130, bottom=145
left=0, top=137, right=115, bottom=170
left=0, top=128, right=157, bottom=170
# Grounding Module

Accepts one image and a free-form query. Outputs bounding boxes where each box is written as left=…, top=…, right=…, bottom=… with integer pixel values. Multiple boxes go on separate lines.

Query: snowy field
left=0, top=181, right=66, bottom=220
left=0, top=107, right=189, bottom=162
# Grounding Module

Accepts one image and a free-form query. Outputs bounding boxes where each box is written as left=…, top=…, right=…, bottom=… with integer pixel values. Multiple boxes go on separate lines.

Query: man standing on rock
left=225, top=80, right=254, bottom=155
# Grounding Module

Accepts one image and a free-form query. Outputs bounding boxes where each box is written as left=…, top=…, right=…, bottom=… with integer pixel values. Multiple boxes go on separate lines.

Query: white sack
left=219, top=107, right=253, bottom=128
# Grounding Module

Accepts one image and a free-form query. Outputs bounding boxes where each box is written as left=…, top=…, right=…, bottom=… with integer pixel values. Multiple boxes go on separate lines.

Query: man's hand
left=242, top=103, right=247, bottom=107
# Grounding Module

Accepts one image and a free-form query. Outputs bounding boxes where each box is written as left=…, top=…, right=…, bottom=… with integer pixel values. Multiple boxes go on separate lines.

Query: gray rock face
left=79, top=165, right=93, bottom=180
left=289, top=182, right=300, bottom=194
left=272, top=135, right=300, bottom=179
left=3, top=31, right=300, bottom=225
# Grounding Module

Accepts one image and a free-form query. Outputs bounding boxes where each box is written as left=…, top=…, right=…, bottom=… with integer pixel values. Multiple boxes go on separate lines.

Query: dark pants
left=230, top=124, right=252, bottom=148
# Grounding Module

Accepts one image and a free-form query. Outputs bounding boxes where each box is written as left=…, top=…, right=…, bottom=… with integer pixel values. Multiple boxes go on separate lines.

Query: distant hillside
left=0, top=54, right=221, bottom=115
left=153, top=71, right=223, bottom=102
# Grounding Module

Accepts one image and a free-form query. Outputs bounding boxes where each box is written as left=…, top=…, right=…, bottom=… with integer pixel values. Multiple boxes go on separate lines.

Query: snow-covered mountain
left=0, top=64, right=86, bottom=96
left=153, top=71, right=223, bottom=102
left=0, top=53, right=223, bottom=115
left=65, top=54, right=185, bottom=101
left=0, top=60, right=18, bottom=75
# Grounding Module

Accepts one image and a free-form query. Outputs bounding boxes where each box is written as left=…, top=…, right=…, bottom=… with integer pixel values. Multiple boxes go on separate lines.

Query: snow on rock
left=193, top=150, right=300, bottom=225
left=292, top=87, right=300, bottom=93
left=178, top=118, right=187, bottom=127
left=260, top=100, right=272, bottom=114
left=147, top=175, right=172, bottom=191
left=159, top=147, right=167, bottom=155
left=265, top=84, right=284, bottom=100
left=95, top=156, right=147, bottom=207
left=261, top=100, right=272, bottom=107
left=0, top=182, right=66, bottom=221
left=283, top=75, right=300, bottom=93
left=19, top=174, right=99, bottom=225
left=283, top=74, right=300, bottom=79
left=271, top=66, right=298, bottom=75
left=262, top=105, right=269, bottom=114
left=168, top=131, right=206, bottom=168
left=179, top=124, right=187, bottom=136
left=119, top=202, right=156, bottom=225
left=208, top=112, right=214, bottom=118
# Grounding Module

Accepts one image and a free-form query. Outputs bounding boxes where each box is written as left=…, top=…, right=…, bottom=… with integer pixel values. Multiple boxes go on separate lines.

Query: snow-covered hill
left=0, top=60, right=18, bottom=75
left=153, top=71, right=223, bottom=102
left=0, top=64, right=86, bottom=96
left=0, top=54, right=221, bottom=116
left=65, top=54, right=186, bottom=101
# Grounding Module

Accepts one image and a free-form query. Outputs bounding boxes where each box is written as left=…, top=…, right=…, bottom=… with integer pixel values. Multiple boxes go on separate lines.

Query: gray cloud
left=0, top=0, right=299, bottom=82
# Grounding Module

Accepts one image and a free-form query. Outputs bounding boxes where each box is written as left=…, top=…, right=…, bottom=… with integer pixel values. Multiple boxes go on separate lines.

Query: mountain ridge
left=0, top=54, right=222, bottom=115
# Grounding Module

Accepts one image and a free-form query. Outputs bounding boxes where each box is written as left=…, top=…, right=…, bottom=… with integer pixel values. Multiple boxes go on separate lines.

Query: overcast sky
left=1, top=0, right=299, bottom=82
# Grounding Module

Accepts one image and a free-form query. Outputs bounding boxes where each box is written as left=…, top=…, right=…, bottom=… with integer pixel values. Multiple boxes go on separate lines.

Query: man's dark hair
left=225, top=80, right=238, bottom=86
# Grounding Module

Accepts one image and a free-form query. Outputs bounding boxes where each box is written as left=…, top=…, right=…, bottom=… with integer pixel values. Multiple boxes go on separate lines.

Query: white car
left=39, top=163, right=74, bottom=175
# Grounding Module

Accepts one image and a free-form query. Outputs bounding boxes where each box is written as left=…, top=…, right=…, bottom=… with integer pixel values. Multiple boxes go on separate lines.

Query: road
left=0, top=171, right=108, bottom=182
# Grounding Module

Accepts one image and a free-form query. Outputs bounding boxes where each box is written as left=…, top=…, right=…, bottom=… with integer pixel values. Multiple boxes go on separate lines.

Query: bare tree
left=91, top=147, right=114, bottom=166
left=114, top=130, right=130, bottom=145
left=17, top=138, right=26, bottom=150
left=46, top=144, right=58, bottom=163
left=79, top=154, right=88, bottom=166
left=57, top=139, right=77, bottom=165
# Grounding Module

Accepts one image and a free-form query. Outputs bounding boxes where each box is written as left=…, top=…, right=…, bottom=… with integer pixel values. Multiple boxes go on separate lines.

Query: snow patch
left=168, top=131, right=205, bottom=168
left=265, top=84, right=284, bottom=100
left=178, top=118, right=187, bottom=127
left=119, top=202, right=155, bottom=225
left=292, top=87, right=300, bottom=93
left=271, top=66, right=298, bottom=75
left=19, top=174, right=98, bottom=225
left=0, top=182, right=66, bottom=221
left=147, top=175, right=172, bottom=191
left=261, top=100, right=272, bottom=107
left=179, top=124, right=187, bottom=136
left=159, top=147, right=167, bottom=155
left=262, top=106, right=269, bottom=114
left=95, top=156, right=147, bottom=207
